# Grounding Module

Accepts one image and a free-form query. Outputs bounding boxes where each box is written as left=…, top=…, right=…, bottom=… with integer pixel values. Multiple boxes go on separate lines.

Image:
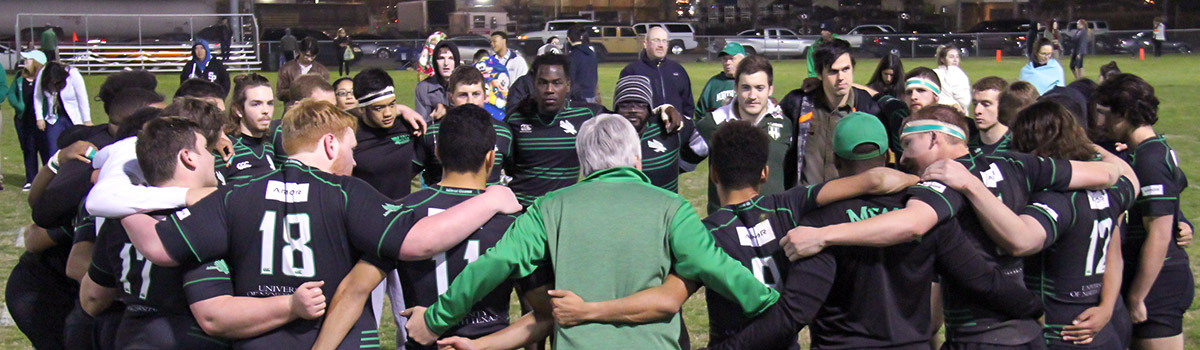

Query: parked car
left=444, top=35, right=496, bottom=64
left=633, top=22, right=698, bottom=54
left=863, top=23, right=975, bottom=58
left=967, top=19, right=1032, bottom=56
left=726, top=28, right=813, bottom=57
left=587, top=24, right=641, bottom=61
left=519, top=19, right=595, bottom=42
left=1109, top=31, right=1193, bottom=54
left=843, top=24, right=897, bottom=47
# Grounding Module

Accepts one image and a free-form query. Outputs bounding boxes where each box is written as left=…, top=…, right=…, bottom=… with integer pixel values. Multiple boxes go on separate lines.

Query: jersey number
left=434, top=240, right=480, bottom=295
left=119, top=243, right=152, bottom=299
left=259, top=211, right=316, bottom=278
left=751, top=256, right=781, bottom=289
left=1084, top=218, right=1114, bottom=277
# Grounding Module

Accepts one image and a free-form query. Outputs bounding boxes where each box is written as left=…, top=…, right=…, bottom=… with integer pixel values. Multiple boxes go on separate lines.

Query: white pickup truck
left=519, top=19, right=595, bottom=42
left=726, top=28, right=815, bottom=56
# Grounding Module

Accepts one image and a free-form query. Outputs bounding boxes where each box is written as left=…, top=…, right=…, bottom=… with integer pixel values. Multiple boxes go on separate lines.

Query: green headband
left=905, top=77, right=942, bottom=96
left=901, top=120, right=966, bottom=140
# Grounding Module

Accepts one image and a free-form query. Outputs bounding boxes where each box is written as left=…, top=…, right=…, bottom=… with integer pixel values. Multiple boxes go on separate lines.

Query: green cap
left=834, top=112, right=889, bottom=160
left=719, top=42, right=745, bottom=57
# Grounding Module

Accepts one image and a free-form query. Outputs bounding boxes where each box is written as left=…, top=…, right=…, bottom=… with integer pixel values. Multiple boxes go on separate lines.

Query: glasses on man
left=648, top=39, right=669, bottom=44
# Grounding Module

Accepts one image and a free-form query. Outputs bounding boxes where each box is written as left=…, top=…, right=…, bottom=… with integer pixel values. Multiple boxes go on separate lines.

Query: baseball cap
left=833, top=112, right=888, bottom=160
left=21, top=51, right=47, bottom=65
left=719, top=42, right=745, bottom=57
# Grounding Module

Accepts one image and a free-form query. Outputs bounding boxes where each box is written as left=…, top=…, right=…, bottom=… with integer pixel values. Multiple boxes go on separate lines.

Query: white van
left=633, top=22, right=699, bottom=55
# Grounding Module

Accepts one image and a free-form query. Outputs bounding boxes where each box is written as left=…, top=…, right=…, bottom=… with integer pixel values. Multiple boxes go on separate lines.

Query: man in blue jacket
left=567, top=25, right=600, bottom=104
left=620, top=26, right=695, bottom=119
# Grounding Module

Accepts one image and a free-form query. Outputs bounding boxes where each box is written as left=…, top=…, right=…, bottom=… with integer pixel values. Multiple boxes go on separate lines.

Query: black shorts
left=116, top=312, right=231, bottom=349
left=941, top=338, right=1047, bottom=350
left=1070, top=54, right=1084, bottom=69
left=1132, top=263, right=1194, bottom=339
left=1042, top=299, right=1122, bottom=350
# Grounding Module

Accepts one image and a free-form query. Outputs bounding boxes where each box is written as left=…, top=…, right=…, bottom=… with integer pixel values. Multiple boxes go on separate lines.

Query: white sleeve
left=69, top=69, right=90, bottom=124
left=85, top=140, right=190, bottom=218
left=33, top=69, right=44, bottom=121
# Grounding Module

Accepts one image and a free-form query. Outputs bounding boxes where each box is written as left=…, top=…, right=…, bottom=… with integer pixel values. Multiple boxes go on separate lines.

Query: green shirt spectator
left=695, top=42, right=744, bottom=122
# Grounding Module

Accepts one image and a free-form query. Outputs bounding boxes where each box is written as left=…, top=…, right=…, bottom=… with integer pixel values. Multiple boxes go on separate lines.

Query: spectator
left=1044, top=20, right=1062, bottom=58
left=9, top=51, right=48, bottom=190
left=1071, top=19, right=1092, bottom=80
left=1099, top=61, right=1121, bottom=83
left=538, top=36, right=563, bottom=55
left=934, top=44, right=971, bottom=112
left=279, top=28, right=298, bottom=63
left=781, top=38, right=881, bottom=186
left=1019, top=38, right=1066, bottom=95
left=334, top=28, right=353, bottom=76
left=180, top=40, right=230, bottom=96
left=34, top=61, right=92, bottom=155
left=490, top=31, right=527, bottom=88
left=866, top=53, right=904, bottom=98
left=1026, top=21, right=1044, bottom=58
left=40, top=25, right=57, bottom=61
left=215, top=17, right=233, bottom=61
left=414, top=41, right=459, bottom=121
left=695, top=42, right=743, bottom=122
left=865, top=53, right=907, bottom=156
left=1153, top=17, right=1166, bottom=58
left=567, top=25, right=599, bottom=104
left=333, top=77, right=356, bottom=111
left=277, top=37, right=329, bottom=100
left=620, top=26, right=695, bottom=118
left=806, top=21, right=839, bottom=78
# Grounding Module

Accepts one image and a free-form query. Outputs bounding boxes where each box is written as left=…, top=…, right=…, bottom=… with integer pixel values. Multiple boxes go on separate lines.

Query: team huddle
left=6, top=24, right=1192, bottom=350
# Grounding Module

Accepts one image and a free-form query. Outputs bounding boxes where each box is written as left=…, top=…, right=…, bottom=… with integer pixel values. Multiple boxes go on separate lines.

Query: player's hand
left=59, top=141, right=97, bottom=164
left=214, top=134, right=235, bottom=162
left=1062, top=305, right=1112, bottom=344
left=548, top=289, right=592, bottom=327
left=291, top=280, right=326, bottom=320
left=400, top=106, right=428, bottom=136
left=36, top=119, right=45, bottom=131
left=780, top=226, right=826, bottom=261
left=483, top=185, right=522, bottom=214
left=401, top=306, right=438, bottom=345
left=1113, top=142, right=1128, bottom=152
left=1177, top=221, right=1193, bottom=247
left=431, top=104, right=448, bottom=121
left=921, top=159, right=977, bottom=192
left=436, top=336, right=478, bottom=350
left=864, top=167, right=920, bottom=195
left=1127, top=298, right=1148, bottom=324
left=654, top=104, right=684, bottom=134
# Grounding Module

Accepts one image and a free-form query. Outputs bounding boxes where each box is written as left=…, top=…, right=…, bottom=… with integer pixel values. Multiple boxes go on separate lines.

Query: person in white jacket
left=933, top=45, right=971, bottom=113
left=34, top=61, right=91, bottom=155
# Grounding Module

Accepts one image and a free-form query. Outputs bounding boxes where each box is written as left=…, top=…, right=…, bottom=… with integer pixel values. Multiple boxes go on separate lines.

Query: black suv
left=967, top=19, right=1033, bottom=56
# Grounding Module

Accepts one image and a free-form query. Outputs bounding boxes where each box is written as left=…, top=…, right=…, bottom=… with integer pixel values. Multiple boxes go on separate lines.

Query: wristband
left=48, top=151, right=62, bottom=174
left=86, top=147, right=97, bottom=160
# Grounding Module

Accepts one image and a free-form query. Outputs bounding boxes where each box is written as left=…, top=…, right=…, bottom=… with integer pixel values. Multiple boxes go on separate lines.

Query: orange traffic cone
left=996, top=50, right=1001, bottom=62
left=1139, top=48, right=1145, bottom=60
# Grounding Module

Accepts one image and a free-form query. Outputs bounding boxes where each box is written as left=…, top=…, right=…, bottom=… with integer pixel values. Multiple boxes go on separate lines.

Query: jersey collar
left=580, top=166, right=652, bottom=185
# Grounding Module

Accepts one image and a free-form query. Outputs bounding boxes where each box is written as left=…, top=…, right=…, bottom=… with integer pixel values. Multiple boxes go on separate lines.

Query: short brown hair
left=971, top=76, right=1008, bottom=93
left=287, top=74, right=334, bottom=103
left=1099, top=61, right=1121, bottom=81
left=136, top=117, right=203, bottom=186
left=998, top=81, right=1039, bottom=125
left=162, top=97, right=225, bottom=148
left=902, top=104, right=968, bottom=145
left=735, top=55, right=773, bottom=85
left=448, top=66, right=485, bottom=93
left=281, top=99, right=358, bottom=155
left=1010, top=100, right=1096, bottom=161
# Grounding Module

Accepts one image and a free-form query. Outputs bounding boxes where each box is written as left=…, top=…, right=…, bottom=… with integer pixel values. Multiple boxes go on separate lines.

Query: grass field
left=0, top=54, right=1197, bottom=349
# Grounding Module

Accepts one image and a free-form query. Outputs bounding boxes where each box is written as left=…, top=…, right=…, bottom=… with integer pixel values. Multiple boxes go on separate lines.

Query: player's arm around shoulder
left=313, top=261, right=388, bottom=350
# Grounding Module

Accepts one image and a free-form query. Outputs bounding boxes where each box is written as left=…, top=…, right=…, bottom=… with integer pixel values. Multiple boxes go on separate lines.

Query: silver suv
left=633, top=22, right=698, bottom=55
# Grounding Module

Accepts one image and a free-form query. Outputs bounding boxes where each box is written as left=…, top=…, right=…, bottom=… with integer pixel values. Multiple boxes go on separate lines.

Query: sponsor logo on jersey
left=176, top=208, right=192, bottom=220
left=265, top=180, right=310, bottom=203
left=1033, top=202, right=1059, bottom=220
left=559, top=120, right=577, bottom=135
left=648, top=139, right=667, bottom=153
left=981, top=163, right=1003, bottom=188
left=917, top=181, right=947, bottom=193
left=428, top=208, right=446, bottom=216
left=236, top=161, right=252, bottom=170
left=736, top=219, right=777, bottom=247
left=1087, top=190, right=1111, bottom=210
left=391, top=134, right=411, bottom=145
left=519, top=124, right=533, bottom=133
left=766, top=122, right=782, bottom=140
left=1142, top=184, right=1164, bottom=196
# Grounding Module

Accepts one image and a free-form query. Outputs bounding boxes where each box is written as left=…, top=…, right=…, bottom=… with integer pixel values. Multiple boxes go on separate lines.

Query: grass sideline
left=0, top=55, right=1197, bottom=348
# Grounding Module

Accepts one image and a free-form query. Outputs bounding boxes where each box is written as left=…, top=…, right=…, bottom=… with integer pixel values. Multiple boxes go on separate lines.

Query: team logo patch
left=382, top=203, right=404, bottom=216
left=1087, top=190, right=1110, bottom=210
left=236, top=161, right=252, bottom=170
left=981, top=163, right=1003, bottom=188
left=918, top=181, right=947, bottom=193
left=1142, top=184, right=1165, bottom=196
left=207, top=71, right=217, bottom=81
left=648, top=140, right=667, bottom=153
left=559, top=120, right=577, bottom=135
left=736, top=219, right=776, bottom=247
left=208, top=260, right=230, bottom=274
left=265, top=180, right=310, bottom=203
left=519, top=124, right=533, bottom=133
left=766, top=122, right=782, bottom=140
left=1032, top=202, right=1059, bottom=221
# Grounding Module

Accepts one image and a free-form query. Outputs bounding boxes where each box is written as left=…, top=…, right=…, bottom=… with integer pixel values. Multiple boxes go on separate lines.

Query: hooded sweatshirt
left=414, top=41, right=460, bottom=121
left=180, top=40, right=230, bottom=95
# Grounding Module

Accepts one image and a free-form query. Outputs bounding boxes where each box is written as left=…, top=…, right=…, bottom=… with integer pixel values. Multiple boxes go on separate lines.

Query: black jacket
left=619, top=51, right=695, bottom=118
left=568, top=43, right=599, bottom=100
left=180, top=45, right=231, bottom=95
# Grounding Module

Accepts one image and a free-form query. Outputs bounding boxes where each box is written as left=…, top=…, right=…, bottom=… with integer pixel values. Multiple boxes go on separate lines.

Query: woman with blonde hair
left=9, top=51, right=49, bottom=190
left=934, top=44, right=971, bottom=112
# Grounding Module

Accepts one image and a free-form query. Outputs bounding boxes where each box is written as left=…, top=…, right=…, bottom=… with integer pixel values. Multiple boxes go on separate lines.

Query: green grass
left=1, top=54, right=1198, bottom=348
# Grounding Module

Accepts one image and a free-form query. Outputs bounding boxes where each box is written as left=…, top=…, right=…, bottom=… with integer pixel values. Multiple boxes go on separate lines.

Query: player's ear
left=760, top=165, right=769, bottom=185
left=179, top=148, right=198, bottom=171
left=481, top=149, right=496, bottom=175
left=324, top=133, right=339, bottom=160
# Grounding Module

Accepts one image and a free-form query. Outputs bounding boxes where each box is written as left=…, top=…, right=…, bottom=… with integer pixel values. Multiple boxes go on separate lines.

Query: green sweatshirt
left=695, top=72, right=736, bottom=123
left=422, top=167, right=779, bottom=350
